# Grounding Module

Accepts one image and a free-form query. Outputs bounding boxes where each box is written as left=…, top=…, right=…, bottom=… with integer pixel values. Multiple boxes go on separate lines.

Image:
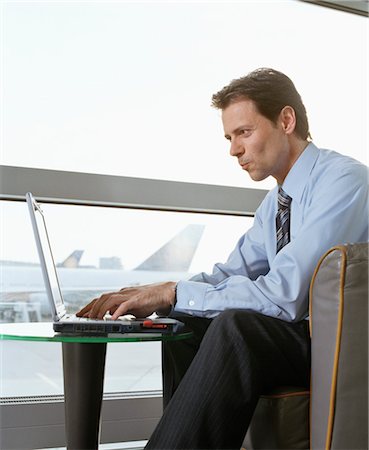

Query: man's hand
left=76, top=281, right=177, bottom=320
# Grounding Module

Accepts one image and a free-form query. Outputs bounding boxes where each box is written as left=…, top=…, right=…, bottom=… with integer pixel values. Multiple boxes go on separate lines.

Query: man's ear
left=280, top=106, right=296, bottom=135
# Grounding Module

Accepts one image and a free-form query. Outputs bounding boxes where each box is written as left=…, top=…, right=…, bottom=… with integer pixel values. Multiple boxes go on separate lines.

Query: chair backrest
left=309, top=243, right=368, bottom=449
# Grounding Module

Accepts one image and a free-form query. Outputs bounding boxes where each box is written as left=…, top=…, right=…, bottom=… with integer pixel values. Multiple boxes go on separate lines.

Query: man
left=78, top=68, right=368, bottom=449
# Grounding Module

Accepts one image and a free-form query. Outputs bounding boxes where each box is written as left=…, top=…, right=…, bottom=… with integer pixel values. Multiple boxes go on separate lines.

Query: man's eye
left=241, top=129, right=252, bottom=136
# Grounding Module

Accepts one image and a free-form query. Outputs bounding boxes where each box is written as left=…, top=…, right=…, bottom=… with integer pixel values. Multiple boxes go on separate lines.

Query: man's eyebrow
left=224, top=125, right=254, bottom=139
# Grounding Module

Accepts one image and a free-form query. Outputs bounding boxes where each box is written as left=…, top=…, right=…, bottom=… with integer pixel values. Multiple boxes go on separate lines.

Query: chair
left=243, top=242, right=368, bottom=450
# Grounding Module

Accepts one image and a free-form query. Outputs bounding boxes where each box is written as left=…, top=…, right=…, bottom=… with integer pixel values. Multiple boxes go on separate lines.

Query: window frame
left=0, top=165, right=266, bottom=215
left=299, top=0, right=368, bottom=17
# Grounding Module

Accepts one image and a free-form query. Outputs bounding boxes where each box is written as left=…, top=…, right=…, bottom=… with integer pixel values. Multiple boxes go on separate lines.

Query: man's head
left=212, top=68, right=310, bottom=141
left=212, top=68, right=310, bottom=184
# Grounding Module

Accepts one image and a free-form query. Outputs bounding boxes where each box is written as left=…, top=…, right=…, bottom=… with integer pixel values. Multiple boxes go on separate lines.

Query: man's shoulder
left=315, top=147, right=368, bottom=180
left=317, top=147, right=366, bottom=168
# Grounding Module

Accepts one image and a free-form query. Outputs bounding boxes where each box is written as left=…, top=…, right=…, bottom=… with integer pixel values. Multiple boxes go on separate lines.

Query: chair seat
left=243, top=386, right=310, bottom=450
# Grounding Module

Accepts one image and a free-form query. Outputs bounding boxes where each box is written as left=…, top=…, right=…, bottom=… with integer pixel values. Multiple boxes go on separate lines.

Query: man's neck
left=276, top=138, right=309, bottom=185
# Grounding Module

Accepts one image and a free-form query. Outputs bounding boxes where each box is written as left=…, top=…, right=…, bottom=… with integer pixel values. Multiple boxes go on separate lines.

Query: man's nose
left=229, top=139, right=243, bottom=157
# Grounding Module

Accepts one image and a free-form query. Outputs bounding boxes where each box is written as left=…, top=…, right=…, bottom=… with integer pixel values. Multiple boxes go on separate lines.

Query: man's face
left=222, top=99, right=292, bottom=184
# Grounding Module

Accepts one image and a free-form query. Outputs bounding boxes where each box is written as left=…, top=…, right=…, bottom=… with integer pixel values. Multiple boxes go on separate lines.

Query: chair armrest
left=309, top=243, right=368, bottom=449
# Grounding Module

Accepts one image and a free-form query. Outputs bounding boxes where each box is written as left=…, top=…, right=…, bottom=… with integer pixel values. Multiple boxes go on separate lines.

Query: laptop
left=26, top=192, right=184, bottom=335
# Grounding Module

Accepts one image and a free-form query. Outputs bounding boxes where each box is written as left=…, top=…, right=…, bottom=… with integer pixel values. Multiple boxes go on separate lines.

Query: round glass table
left=0, top=322, right=193, bottom=450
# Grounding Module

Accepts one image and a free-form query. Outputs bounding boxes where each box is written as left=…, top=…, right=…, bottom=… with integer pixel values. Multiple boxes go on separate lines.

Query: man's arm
left=174, top=164, right=368, bottom=321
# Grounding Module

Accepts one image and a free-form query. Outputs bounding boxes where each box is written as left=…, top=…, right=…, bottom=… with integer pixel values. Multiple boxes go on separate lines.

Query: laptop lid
left=26, top=192, right=66, bottom=322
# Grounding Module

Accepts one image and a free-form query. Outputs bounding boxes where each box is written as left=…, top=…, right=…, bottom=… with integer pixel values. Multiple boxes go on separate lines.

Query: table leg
left=62, top=342, right=107, bottom=450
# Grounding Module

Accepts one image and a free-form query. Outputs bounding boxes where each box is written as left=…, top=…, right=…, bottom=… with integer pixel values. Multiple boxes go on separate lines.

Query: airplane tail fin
left=135, top=224, right=205, bottom=272
left=57, top=250, right=84, bottom=268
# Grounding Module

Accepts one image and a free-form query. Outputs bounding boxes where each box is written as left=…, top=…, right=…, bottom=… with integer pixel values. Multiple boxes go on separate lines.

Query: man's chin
left=247, top=171, right=268, bottom=182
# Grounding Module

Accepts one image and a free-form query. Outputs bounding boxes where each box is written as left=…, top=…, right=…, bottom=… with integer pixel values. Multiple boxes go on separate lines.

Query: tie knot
left=278, top=187, right=292, bottom=209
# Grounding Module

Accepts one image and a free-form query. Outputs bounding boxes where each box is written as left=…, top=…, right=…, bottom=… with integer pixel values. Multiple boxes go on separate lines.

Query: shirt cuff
left=174, top=279, right=209, bottom=315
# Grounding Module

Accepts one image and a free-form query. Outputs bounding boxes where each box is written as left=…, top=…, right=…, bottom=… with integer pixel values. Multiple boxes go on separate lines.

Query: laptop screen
left=27, top=194, right=65, bottom=318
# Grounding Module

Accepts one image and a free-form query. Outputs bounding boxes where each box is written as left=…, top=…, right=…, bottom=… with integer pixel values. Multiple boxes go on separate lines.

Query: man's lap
left=164, top=309, right=310, bottom=397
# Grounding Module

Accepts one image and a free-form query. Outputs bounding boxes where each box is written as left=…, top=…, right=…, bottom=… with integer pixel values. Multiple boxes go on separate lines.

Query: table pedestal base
left=62, top=342, right=107, bottom=450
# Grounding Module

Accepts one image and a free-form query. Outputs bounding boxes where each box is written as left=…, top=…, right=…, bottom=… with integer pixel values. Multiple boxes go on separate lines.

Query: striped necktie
left=276, top=187, right=292, bottom=254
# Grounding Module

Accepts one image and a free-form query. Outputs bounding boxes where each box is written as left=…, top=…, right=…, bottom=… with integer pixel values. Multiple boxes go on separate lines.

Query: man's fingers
left=77, top=282, right=172, bottom=320
left=77, top=291, right=117, bottom=317
left=89, top=295, right=111, bottom=318
left=76, top=298, right=97, bottom=316
left=111, top=299, right=136, bottom=320
left=90, top=293, right=130, bottom=319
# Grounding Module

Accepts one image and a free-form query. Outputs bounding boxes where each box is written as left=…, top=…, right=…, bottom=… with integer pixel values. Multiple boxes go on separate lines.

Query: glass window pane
left=0, top=200, right=253, bottom=397
left=1, top=1, right=367, bottom=191
left=1, top=201, right=252, bottom=316
left=0, top=340, right=163, bottom=396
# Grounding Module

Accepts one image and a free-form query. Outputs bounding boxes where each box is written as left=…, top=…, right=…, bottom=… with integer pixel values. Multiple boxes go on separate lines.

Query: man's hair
left=211, top=68, right=311, bottom=141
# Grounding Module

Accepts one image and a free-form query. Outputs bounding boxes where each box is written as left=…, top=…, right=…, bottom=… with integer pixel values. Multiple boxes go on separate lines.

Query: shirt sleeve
left=174, top=163, right=368, bottom=321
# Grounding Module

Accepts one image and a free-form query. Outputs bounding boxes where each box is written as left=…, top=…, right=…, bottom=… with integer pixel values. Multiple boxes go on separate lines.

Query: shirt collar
left=281, top=142, right=320, bottom=204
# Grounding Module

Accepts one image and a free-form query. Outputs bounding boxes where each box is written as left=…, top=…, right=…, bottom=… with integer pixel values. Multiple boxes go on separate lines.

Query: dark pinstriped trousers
left=145, top=309, right=311, bottom=450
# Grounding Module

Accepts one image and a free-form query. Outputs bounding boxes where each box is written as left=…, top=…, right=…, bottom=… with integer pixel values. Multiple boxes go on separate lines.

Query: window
left=0, top=199, right=253, bottom=397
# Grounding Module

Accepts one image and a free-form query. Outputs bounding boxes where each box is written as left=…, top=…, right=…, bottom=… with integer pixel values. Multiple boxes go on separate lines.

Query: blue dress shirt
left=174, top=143, right=369, bottom=322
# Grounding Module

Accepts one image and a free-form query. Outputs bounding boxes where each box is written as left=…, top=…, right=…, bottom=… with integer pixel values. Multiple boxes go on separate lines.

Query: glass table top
left=0, top=322, right=193, bottom=343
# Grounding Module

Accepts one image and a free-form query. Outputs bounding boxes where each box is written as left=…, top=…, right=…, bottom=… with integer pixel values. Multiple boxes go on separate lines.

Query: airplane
left=0, top=224, right=205, bottom=321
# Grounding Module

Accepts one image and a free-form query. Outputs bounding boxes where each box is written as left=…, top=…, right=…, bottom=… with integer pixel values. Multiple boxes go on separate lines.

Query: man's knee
left=201, top=309, right=253, bottom=347
left=204, top=309, right=279, bottom=354
left=211, top=308, right=261, bottom=331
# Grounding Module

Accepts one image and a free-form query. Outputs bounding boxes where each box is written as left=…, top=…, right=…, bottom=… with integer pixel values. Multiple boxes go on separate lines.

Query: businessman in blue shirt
left=78, top=68, right=368, bottom=449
